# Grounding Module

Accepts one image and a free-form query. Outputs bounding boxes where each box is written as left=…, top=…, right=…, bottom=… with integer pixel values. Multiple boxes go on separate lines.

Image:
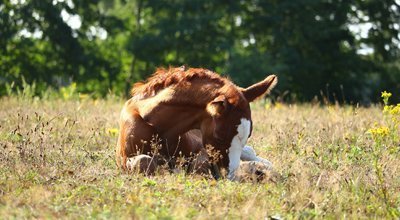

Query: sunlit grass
left=0, top=95, right=399, bottom=219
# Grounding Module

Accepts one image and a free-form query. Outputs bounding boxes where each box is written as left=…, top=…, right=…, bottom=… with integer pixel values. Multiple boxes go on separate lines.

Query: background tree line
left=1, top=0, right=400, bottom=103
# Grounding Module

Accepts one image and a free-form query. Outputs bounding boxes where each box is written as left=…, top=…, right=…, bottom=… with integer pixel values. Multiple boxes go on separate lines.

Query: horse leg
left=177, top=130, right=215, bottom=177
left=117, top=109, right=158, bottom=170
left=240, top=145, right=273, bottom=169
left=126, top=154, right=158, bottom=175
left=187, top=148, right=211, bottom=174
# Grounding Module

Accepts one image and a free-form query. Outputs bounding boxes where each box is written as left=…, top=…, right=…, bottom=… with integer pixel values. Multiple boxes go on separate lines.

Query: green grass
left=0, top=96, right=399, bottom=219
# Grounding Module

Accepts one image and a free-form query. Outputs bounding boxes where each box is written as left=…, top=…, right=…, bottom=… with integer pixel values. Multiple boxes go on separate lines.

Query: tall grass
left=0, top=90, right=399, bottom=219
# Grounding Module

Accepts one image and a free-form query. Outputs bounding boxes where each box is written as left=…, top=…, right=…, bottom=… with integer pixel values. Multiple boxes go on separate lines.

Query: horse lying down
left=116, top=66, right=278, bottom=181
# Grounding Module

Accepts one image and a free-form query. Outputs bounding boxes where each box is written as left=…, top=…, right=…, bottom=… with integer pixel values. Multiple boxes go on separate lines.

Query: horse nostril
left=255, top=170, right=265, bottom=182
left=255, top=170, right=264, bottom=176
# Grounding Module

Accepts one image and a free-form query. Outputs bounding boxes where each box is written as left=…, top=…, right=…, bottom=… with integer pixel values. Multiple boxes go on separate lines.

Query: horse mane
left=131, top=66, right=228, bottom=98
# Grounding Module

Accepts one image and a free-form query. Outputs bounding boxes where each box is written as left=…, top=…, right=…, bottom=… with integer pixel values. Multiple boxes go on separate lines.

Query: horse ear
left=241, top=75, right=277, bottom=102
left=207, top=95, right=228, bottom=117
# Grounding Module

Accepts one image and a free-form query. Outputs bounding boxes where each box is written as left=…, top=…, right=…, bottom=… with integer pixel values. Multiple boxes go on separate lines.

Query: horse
left=116, top=66, right=277, bottom=180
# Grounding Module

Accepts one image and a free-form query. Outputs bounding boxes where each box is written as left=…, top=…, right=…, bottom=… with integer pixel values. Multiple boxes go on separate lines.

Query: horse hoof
left=236, top=161, right=279, bottom=182
left=127, top=155, right=157, bottom=175
left=259, top=158, right=273, bottom=169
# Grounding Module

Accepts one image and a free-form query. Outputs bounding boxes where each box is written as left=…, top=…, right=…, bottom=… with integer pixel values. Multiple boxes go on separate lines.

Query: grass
left=0, top=95, right=399, bottom=219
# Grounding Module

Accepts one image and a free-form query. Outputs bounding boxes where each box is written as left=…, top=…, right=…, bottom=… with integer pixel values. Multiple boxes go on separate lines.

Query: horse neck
left=137, top=81, right=224, bottom=138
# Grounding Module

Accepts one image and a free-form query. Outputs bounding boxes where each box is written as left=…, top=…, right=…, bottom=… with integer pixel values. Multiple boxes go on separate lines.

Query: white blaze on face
left=227, top=118, right=251, bottom=180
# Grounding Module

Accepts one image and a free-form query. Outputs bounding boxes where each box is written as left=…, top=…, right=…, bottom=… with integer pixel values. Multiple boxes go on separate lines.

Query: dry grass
left=0, top=96, right=399, bottom=219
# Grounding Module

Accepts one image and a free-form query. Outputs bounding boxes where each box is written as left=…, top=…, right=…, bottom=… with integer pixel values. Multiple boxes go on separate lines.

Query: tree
left=1, top=0, right=399, bottom=102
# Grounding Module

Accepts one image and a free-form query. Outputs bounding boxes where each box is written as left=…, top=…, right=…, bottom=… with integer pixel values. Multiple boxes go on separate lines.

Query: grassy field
left=0, top=95, right=399, bottom=219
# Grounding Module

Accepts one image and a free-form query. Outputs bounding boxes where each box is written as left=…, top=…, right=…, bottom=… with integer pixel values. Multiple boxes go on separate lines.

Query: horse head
left=201, top=75, right=278, bottom=179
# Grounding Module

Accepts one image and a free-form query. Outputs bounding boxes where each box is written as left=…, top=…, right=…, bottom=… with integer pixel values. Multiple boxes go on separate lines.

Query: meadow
left=0, top=91, right=399, bottom=219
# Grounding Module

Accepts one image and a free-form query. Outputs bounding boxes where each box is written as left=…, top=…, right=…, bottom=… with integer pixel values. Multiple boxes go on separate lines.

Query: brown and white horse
left=116, top=66, right=277, bottom=180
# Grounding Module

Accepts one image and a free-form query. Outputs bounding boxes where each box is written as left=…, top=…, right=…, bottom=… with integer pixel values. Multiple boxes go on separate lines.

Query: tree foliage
left=1, top=0, right=399, bottom=102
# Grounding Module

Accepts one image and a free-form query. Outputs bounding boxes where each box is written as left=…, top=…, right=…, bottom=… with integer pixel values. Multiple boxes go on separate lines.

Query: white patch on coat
left=137, top=88, right=175, bottom=118
left=227, top=118, right=251, bottom=180
left=241, top=145, right=273, bottom=168
left=120, top=105, right=131, bottom=121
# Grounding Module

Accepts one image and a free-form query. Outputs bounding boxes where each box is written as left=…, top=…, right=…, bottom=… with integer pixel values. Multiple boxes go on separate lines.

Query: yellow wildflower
left=389, top=104, right=400, bottom=115
left=107, top=128, right=119, bottom=136
left=264, top=102, right=271, bottom=110
left=381, top=91, right=392, bottom=105
left=60, top=82, right=77, bottom=100
left=275, top=102, right=283, bottom=109
left=79, top=93, right=89, bottom=100
left=368, top=126, right=390, bottom=138
left=383, top=105, right=391, bottom=114
left=381, top=91, right=392, bottom=99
